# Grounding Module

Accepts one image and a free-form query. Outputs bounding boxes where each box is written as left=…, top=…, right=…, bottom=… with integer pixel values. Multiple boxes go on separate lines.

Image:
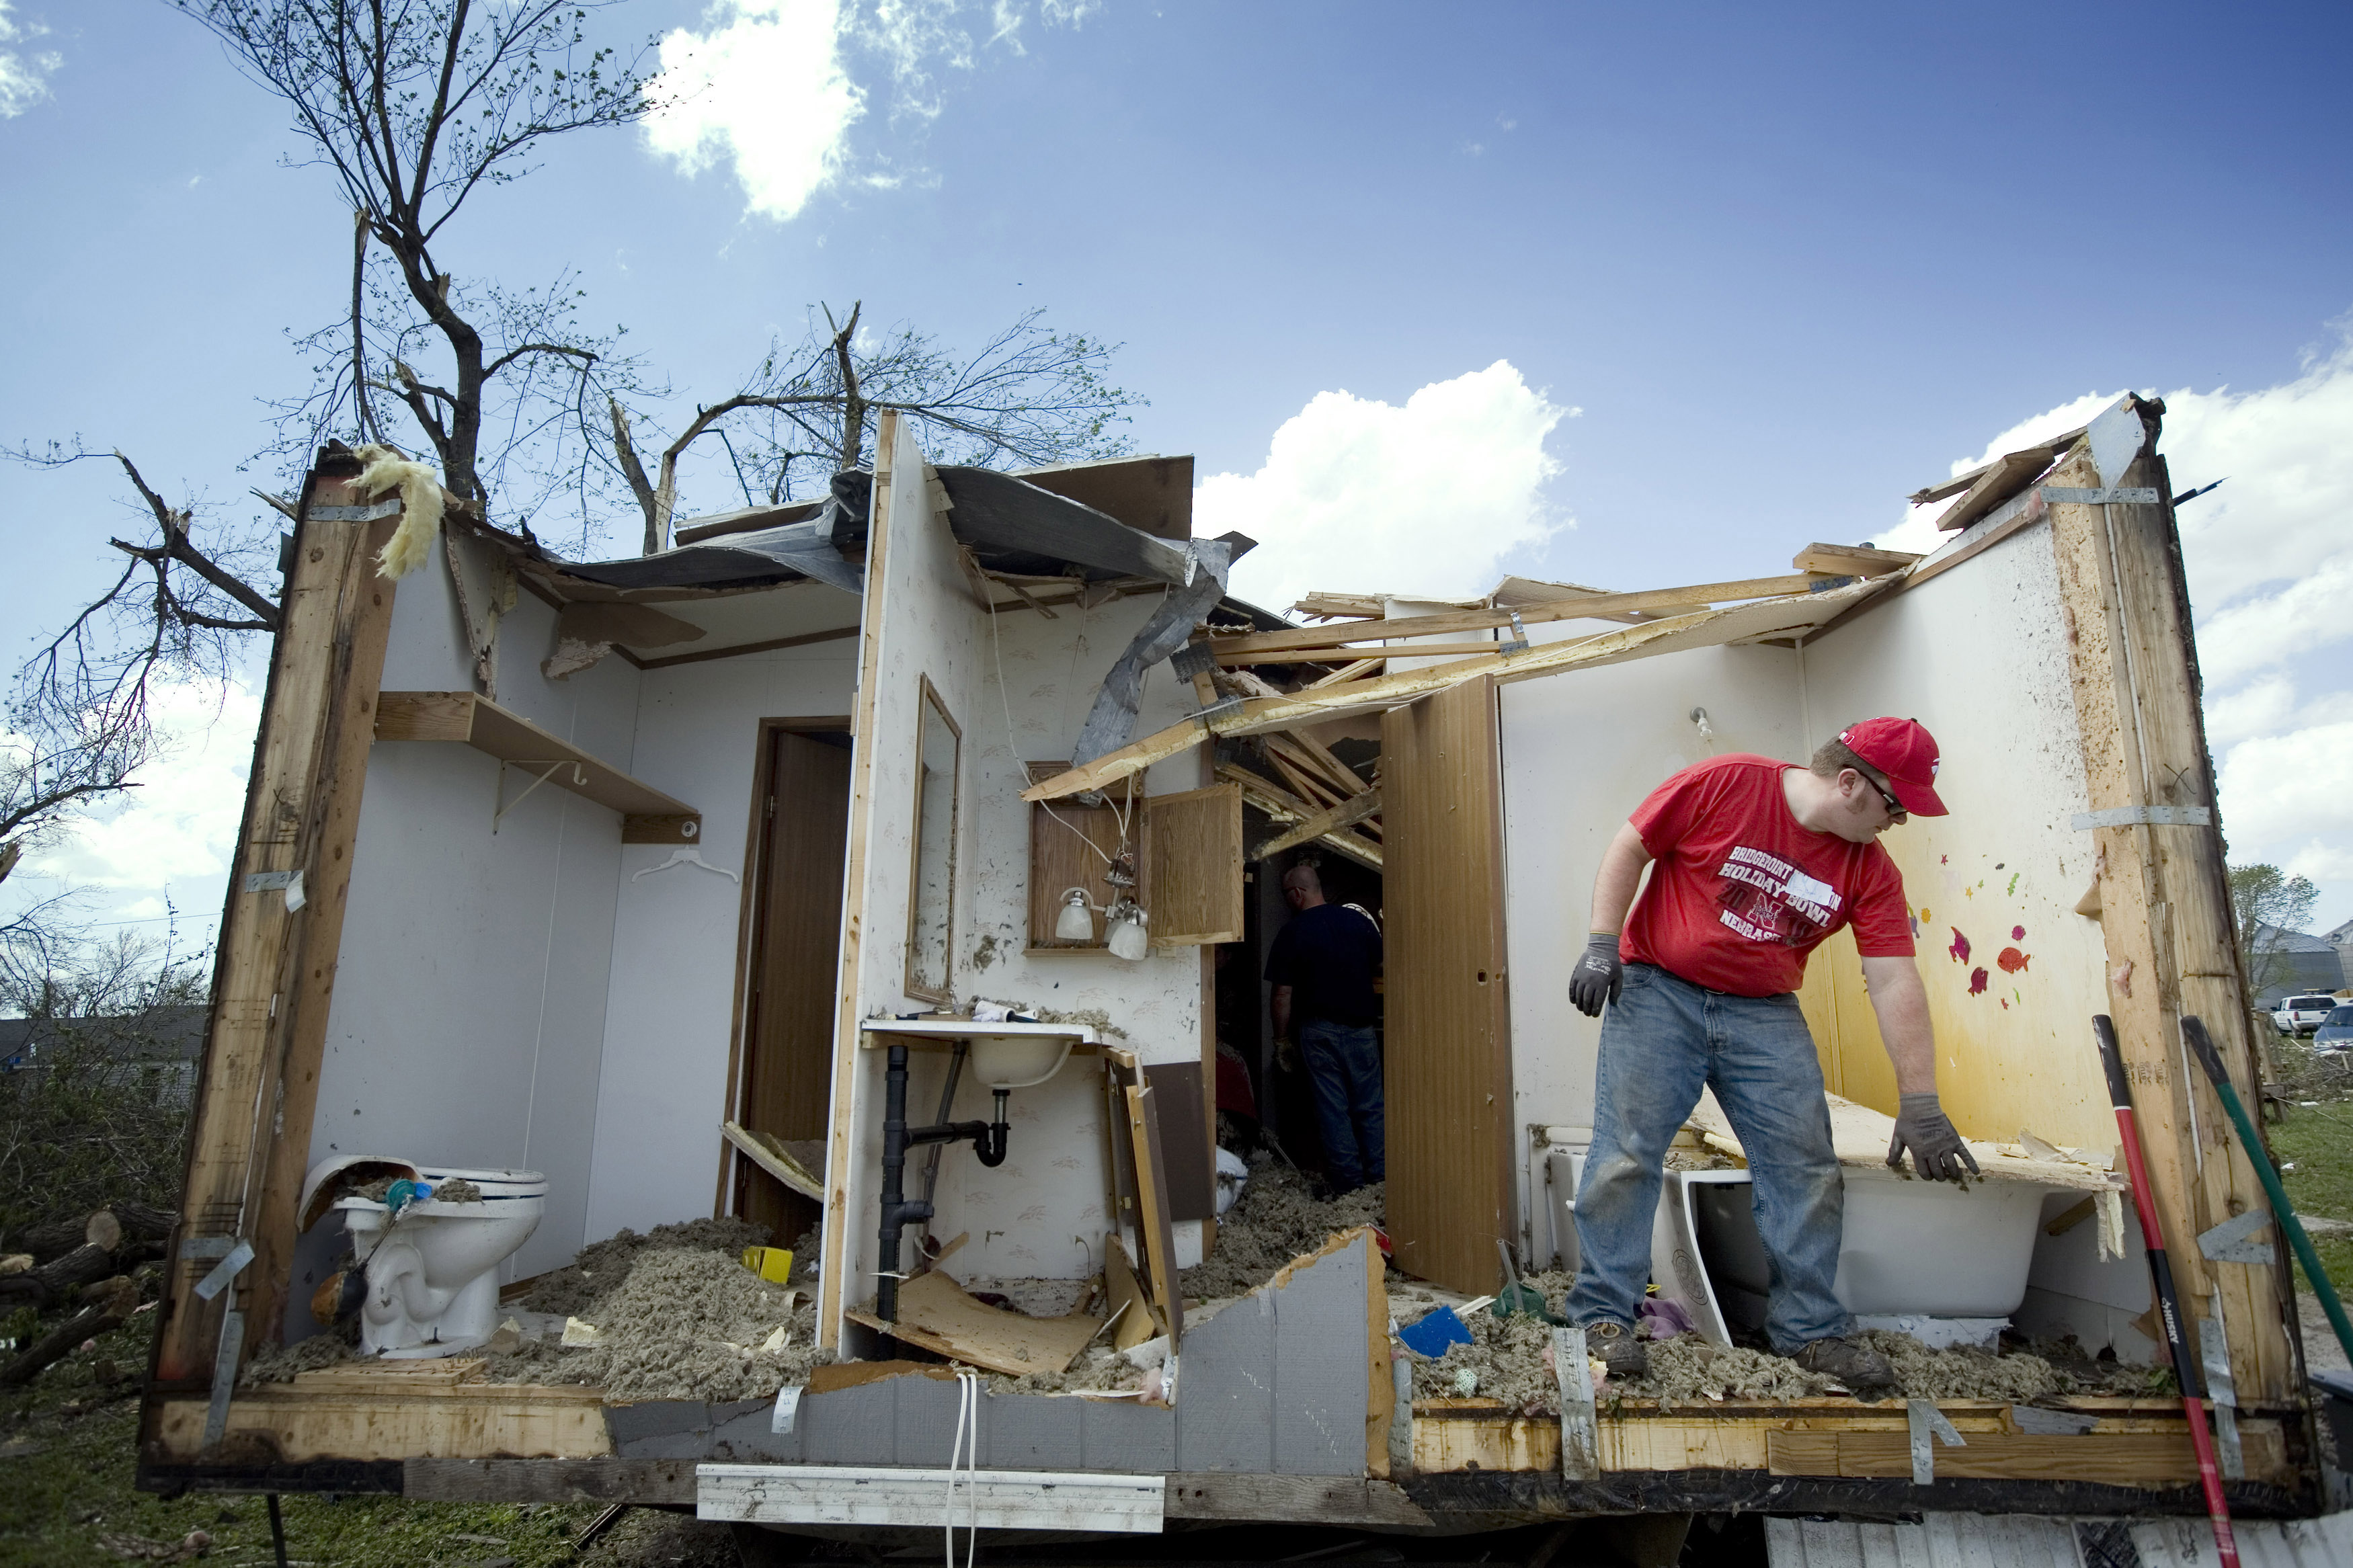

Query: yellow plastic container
left=741, top=1245, right=795, bottom=1284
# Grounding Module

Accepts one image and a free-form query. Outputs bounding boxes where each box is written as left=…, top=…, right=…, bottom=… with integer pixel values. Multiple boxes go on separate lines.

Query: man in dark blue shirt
left=1265, top=864, right=1386, bottom=1194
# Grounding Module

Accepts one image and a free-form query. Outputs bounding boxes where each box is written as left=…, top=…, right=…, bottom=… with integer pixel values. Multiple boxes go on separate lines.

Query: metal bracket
left=243, top=868, right=306, bottom=911
left=1552, top=1325, right=1599, bottom=1481
left=493, top=759, right=586, bottom=831
left=2197, top=1209, right=2276, bottom=1266
left=2200, top=1308, right=2245, bottom=1479
left=1169, top=642, right=1218, bottom=682
left=1499, top=608, right=1530, bottom=655
left=305, top=499, right=405, bottom=522
left=193, top=1238, right=255, bottom=1303
left=1192, top=696, right=1244, bottom=726
left=2040, top=486, right=2161, bottom=505
left=1907, top=1399, right=1966, bottom=1484
left=2071, top=805, right=2212, bottom=830
left=200, top=1309, right=245, bottom=1451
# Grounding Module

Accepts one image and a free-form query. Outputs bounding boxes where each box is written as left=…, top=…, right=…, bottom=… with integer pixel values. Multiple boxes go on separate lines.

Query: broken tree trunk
left=0, top=1243, right=120, bottom=1312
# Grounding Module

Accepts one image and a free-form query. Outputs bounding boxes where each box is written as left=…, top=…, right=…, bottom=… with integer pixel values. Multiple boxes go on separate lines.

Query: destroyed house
left=138, top=401, right=2331, bottom=1535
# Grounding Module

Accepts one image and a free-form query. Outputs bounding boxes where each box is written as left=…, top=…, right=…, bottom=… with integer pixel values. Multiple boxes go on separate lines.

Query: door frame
left=713, top=714, right=854, bottom=1219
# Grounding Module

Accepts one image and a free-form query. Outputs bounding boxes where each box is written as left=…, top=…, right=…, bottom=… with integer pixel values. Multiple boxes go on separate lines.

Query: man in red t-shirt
left=1560, top=718, right=1977, bottom=1394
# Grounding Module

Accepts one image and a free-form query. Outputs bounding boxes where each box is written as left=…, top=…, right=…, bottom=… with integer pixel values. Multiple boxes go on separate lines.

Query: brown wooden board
left=1144, top=783, right=1244, bottom=945
left=374, top=691, right=696, bottom=819
left=1125, top=1083, right=1183, bottom=1342
left=1144, top=1062, right=1214, bottom=1221
left=843, top=1270, right=1101, bottom=1377
left=152, top=479, right=401, bottom=1392
left=1765, top=1426, right=2288, bottom=1485
left=1381, top=677, right=1513, bottom=1295
left=2044, top=425, right=2296, bottom=1405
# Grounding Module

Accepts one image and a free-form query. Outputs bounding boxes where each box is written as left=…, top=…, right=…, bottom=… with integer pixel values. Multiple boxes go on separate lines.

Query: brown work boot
left=1792, top=1335, right=1897, bottom=1399
left=1580, top=1320, right=1648, bottom=1380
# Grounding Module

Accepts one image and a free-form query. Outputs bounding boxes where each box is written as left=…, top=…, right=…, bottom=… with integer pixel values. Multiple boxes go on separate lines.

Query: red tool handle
left=2093, top=1015, right=2239, bottom=1568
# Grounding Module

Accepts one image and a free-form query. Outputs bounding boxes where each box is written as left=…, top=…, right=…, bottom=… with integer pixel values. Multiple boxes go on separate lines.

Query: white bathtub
left=1656, top=1164, right=2054, bottom=1342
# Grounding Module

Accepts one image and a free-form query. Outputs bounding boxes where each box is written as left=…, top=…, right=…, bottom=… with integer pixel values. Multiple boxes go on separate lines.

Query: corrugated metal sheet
left=1766, top=1512, right=2353, bottom=1568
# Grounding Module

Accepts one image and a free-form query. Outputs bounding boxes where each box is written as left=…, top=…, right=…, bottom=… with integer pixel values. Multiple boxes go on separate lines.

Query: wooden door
left=738, top=729, right=852, bottom=1239
left=1380, top=677, right=1512, bottom=1294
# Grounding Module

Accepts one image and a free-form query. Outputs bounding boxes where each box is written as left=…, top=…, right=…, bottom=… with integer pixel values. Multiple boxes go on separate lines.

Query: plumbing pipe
left=918, top=1043, right=971, bottom=1251
left=877, top=1042, right=1011, bottom=1322
left=2093, top=1014, right=2240, bottom=1567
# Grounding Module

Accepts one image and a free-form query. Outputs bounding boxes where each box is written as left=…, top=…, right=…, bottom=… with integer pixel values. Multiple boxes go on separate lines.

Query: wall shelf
left=376, top=691, right=700, bottom=843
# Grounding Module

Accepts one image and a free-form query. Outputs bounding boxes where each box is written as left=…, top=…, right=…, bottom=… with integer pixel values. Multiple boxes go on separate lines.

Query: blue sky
left=4, top=0, right=2350, bottom=946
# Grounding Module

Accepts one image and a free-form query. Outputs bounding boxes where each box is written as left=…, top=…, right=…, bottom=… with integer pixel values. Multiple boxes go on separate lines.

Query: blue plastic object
left=381, top=1178, right=431, bottom=1213
left=1396, top=1305, right=1473, bottom=1358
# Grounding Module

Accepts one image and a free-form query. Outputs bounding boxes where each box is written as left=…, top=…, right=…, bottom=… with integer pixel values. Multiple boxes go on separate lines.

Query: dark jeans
left=1564, top=962, right=1849, bottom=1353
left=1300, top=1020, right=1385, bottom=1192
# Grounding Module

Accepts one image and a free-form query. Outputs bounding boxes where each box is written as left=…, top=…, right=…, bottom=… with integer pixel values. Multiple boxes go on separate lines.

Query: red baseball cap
left=1837, top=718, right=1948, bottom=817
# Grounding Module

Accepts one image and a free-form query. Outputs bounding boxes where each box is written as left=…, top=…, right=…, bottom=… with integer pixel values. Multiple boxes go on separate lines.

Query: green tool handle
left=2181, top=1016, right=2353, bottom=1364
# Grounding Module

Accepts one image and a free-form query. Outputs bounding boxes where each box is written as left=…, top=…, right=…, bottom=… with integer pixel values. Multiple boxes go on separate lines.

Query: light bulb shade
left=1054, top=888, right=1096, bottom=942
left=1105, top=904, right=1148, bottom=962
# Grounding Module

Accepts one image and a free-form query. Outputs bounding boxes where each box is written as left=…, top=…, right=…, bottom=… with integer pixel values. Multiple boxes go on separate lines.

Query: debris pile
left=1178, top=1159, right=1384, bottom=1299
left=498, top=1247, right=824, bottom=1401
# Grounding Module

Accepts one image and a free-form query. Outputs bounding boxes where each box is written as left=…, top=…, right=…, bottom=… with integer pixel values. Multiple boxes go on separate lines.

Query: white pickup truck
left=2271, top=993, right=2342, bottom=1036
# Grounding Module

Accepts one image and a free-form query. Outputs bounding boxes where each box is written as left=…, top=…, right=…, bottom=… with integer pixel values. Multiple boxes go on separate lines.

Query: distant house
left=2249, top=923, right=2348, bottom=1003
left=2327, top=917, right=2353, bottom=989
left=0, top=1005, right=208, bottom=1105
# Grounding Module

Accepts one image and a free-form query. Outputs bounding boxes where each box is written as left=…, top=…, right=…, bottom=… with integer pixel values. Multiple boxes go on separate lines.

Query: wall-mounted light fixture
left=1053, top=887, right=1096, bottom=942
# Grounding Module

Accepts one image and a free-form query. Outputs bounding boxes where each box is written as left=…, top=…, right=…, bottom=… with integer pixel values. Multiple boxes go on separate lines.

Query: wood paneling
left=1381, top=678, right=1511, bottom=1294
left=155, top=479, right=399, bottom=1388
left=1145, top=784, right=1243, bottom=946
left=740, top=730, right=852, bottom=1240
left=2046, top=426, right=2297, bottom=1405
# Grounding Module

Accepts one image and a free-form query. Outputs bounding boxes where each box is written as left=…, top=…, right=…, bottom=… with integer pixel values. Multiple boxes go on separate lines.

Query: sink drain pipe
left=878, top=1040, right=1010, bottom=1321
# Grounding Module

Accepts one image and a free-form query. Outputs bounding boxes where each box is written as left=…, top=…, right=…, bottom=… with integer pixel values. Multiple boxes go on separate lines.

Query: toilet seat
left=413, top=1167, right=547, bottom=1201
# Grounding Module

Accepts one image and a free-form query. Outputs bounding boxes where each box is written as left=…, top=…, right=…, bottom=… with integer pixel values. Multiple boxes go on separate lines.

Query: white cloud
left=0, top=1, right=62, bottom=117
left=1202, top=361, right=1571, bottom=614
left=24, top=679, right=262, bottom=895
left=1880, top=327, right=2353, bottom=929
left=644, top=0, right=867, bottom=220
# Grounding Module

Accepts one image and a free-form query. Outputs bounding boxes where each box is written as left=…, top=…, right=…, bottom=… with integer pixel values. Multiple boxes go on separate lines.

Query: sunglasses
left=1857, top=770, right=1907, bottom=822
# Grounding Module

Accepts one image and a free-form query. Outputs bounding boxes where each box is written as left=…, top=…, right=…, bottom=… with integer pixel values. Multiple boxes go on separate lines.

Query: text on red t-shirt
left=1619, top=754, right=1915, bottom=997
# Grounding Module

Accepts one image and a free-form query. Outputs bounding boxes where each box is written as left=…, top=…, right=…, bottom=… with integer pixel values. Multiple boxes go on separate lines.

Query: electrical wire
left=988, top=583, right=1125, bottom=867
left=943, top=1370, right=982, bottom=1568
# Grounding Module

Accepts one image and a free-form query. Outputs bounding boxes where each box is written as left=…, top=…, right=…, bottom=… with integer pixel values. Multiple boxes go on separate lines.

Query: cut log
left=0, top=1242, right=118, bottom=1311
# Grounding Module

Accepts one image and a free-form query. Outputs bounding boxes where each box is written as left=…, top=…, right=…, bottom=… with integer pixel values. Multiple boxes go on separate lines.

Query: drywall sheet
left=820, top=415, right=990, bottom=1344
left=910, top=589, right=1214, bottom=1286
left=615, top=1231, right=1378, bottom=1476
left=1795, top=517, right=2114, bottom=1152
left=313, top=556, right=637, bottom=1284
left=1497, top=628, right=1808, bottom=1256
left=586, top=609, right=859, bottom=1245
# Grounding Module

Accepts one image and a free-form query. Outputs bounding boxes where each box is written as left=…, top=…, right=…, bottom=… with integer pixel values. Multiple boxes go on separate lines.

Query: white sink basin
left=861, top=1018, right=1095, bottom=1089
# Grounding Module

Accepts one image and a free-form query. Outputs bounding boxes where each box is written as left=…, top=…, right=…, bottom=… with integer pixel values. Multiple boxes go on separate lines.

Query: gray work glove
left=1568, top=934, right=1623, bottom=1018
left=1888, top=1092, right=1981, bottom=1182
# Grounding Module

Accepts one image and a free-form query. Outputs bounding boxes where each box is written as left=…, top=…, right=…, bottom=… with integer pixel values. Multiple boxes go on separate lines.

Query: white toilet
left=330, top=1165, right=547, bottom=1358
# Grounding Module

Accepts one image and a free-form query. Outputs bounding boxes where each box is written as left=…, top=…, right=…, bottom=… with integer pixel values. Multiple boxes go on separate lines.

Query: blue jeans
left=1564, top=963, right=1849, bottom=1353
left=1300, top=1020, right=1385, bottom=1192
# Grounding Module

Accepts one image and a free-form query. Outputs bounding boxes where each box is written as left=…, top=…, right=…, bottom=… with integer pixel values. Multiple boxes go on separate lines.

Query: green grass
left=2270, top=1087, right=2353, bottom=1295
left=0, top=1315, right=734, bottom=1568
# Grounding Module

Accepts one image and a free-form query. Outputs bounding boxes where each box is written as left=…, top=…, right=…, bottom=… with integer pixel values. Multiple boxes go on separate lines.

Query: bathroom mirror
left=904, top=678, right=961, bottom=1002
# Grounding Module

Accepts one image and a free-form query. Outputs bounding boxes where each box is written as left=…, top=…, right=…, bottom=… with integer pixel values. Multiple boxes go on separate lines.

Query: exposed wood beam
left=1254, top=788, right=1382, bottom=860
left=1207, top=573, right=1837, bottom=659
left=1219, top=640, right=1502, bottom=668
left=1791, top=542, right=1923, bottom=576
left=1023, top=583, right=1874, bottom=802
left=1306, top=657, right=1385, bottom=689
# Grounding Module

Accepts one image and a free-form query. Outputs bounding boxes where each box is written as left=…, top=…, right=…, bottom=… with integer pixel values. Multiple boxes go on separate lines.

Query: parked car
left=2272, top=994, right=2341, bottom=1036
left=2314, top=1005, right=2353, bottom=1056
